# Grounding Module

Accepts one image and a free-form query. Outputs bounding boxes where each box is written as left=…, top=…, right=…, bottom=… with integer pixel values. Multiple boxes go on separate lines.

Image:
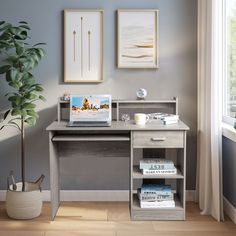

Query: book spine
left=163, top=120, right=178, bottom=125
left=161, top=115, right=179, bottom=121
left=140, top=200, right=175, bottom=208
left=142, top=168, right=177, bottom=175
left=140, top=194, right=174, bottom=202
left=139, top=163, right=174, bottom=170
left=138, top=189, right=173, bottom=198
left=140, top=190, right=172, bottom=195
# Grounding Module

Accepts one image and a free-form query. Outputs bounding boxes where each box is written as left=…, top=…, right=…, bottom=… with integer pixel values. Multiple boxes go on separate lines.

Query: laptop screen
left=70, top=95, right=112, bottom=122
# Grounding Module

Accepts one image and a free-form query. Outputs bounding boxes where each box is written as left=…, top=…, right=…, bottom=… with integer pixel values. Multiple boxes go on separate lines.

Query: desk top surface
left=46, top=120, right=189, bottom=131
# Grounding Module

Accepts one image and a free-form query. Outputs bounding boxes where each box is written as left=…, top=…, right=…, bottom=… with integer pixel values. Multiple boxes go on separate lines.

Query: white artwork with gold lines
left=118, top=10, right=159, bottom=68
left=64, top=9, right=103, bottom=82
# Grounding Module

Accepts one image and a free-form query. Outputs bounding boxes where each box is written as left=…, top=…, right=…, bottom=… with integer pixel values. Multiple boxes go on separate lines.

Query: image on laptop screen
left=70, top=95, right=111, bottom=122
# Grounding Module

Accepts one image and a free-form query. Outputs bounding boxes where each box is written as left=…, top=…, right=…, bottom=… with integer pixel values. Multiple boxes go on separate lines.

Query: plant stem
left=21, top=117, right=25, bottom=191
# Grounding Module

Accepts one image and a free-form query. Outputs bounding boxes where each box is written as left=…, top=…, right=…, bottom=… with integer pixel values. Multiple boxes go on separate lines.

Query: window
left=224, top=0, right=236, bottom=123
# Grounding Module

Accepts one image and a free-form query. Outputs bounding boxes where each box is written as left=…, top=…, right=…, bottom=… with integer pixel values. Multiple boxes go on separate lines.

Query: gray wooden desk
left=47, top=120, right=189, bottom=220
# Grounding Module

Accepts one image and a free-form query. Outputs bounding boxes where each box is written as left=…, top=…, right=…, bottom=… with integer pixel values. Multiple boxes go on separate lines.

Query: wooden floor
left=0, top=201, right=235, bottom=236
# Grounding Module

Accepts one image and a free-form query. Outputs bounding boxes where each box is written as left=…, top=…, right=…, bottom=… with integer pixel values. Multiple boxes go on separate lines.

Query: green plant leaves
left=19, top=25, right=30, bottom=30
left=25, top=92, right=38, bottom=100
left=15, top=41, right=25, bottom=55
left=0, top=40, right=11, bottom=48
left=22, top=103, right=36, bottom=110
left=36, top=48, right=46, bottom=57
left=21, top=58, right=34, bottom=71
left=18, top=21, right=28, bottom=25
left=0, top=65, right=11, bottom=74
left=39, top=95, right=46, bottom=102
left=14, top=31, right=27, bottom=41
left=4, top=109, right=10, bottom=120
left=10, top=68, right=21, bottom=81
left=11, top=108, right=21, bottom=116
left=0, top=21, right=46, bottom=128
left=27, top=110, right=39, bottom=119
left=35, top=85, right=43, bottom=92
left=8, top=95, right=22, bottom=106
left=25, top=117, right=36, bottom=126
left=4, top=55, right=19, bottom=64
left=33, top=43, right=46, bottom=47
left=8, top=81, right=20, bottom=89
left=0, top=22, right=12, bottom=32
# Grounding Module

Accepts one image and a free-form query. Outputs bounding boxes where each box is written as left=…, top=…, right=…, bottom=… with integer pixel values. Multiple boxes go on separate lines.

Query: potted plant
left=0, top=21, right=46, bottom=219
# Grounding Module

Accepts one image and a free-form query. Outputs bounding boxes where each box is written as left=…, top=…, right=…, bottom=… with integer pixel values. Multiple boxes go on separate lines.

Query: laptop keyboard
left=67, top=122, right=110, bottom=127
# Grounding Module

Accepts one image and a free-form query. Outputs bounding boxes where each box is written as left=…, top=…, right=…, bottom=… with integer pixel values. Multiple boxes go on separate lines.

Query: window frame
left=222, top=0, right=236, bottom=125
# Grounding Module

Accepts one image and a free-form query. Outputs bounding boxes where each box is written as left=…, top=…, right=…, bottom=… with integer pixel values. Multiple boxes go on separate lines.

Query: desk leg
left=49, top=131, right=60, bottom=220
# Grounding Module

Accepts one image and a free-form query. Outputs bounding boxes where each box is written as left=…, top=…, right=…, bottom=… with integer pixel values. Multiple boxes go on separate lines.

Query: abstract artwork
left=117, top=10, right=159, bottom=68
left=64, top=10, right=104, bottom=82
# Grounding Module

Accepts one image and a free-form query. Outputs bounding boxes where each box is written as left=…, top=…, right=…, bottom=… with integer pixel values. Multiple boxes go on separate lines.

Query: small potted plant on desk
left=0, top=21, right=46, bottom=219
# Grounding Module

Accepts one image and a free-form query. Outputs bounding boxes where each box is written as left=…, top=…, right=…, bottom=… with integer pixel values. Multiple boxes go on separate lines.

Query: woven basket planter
left=6, top=182, right=43, bottom=220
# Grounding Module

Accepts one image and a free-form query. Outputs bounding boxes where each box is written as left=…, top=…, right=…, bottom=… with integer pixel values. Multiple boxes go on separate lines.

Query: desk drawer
left=133, top=131, right=184, bottom=148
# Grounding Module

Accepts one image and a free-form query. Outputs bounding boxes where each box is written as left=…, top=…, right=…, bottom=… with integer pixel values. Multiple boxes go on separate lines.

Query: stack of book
left=161, top=114, right=179, bottom=125
left=147, top=113, right=179, bottom=125
left=138, top=184, right=175, bottom=208
left=139, top=158, right=177, bottom=175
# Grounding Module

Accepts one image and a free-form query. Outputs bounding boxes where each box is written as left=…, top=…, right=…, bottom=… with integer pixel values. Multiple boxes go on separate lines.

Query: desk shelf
left=52, top=134, right=130, bottom=142
left=132, top=193, right=183, bottom=210
left=131, top=194, right=184, bottom=221
left=57, top=97, right=178, bottom=122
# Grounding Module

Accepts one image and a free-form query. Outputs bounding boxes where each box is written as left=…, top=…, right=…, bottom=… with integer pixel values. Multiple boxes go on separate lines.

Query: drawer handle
left=151, top=137, right=166, bottom=142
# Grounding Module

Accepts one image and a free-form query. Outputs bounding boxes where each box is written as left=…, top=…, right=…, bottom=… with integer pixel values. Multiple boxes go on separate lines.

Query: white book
left=147, top=113, right=179, bottom=121
left=139, top=159, right=174, bottom=170
left=139, top=193, right=174, bottom=202
left=162, top=115, right=179, bottom=121
left=140, top=200, right=175, bottom=208
left=163, top=120, right=178, bottom=125
left=142, top=167, right=177, bottom=175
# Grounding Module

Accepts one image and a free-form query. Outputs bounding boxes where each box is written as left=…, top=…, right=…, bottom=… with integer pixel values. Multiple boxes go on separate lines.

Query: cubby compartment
left=130, top=134, right=187, bottom=220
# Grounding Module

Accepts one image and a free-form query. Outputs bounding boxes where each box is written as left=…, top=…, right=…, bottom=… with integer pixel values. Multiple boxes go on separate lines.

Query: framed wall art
left=117, top=9, right=159, bottom=69
left=64, top=9, right=104, bottom=83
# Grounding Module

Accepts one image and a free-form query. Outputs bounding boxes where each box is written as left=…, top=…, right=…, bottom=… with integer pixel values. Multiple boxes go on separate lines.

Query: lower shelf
left=131, top=194, right=185, bottom=221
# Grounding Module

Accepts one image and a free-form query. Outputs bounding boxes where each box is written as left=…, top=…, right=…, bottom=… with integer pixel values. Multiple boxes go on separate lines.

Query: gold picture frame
left=64, top=9, right=104, bottom=83
left=117, top=9, right=159, bottom=69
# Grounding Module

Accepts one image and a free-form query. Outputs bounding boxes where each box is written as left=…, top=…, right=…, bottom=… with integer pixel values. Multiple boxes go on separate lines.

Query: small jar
left=63, top=93, right=70, bottom=101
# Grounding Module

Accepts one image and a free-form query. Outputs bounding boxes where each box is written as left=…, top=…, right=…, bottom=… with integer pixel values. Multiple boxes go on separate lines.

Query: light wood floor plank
left=45, top=231, right=116, bottom=236
left=56, top=202, right=108, bottom=221
left=106, top=202, right=130, bottom=221
left=0, top=232, right=45, bottom=236
left=0, top=201, right=235, bottom=236
left=152, top=221, right=236, bottom=232
left=117, top=232, right=236, bottom=236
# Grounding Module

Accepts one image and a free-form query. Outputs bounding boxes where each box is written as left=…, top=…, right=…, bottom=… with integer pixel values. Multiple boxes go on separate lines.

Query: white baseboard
left=0, top=190, right=195, bottom=202
left=223, top=197, right=236, bottom=224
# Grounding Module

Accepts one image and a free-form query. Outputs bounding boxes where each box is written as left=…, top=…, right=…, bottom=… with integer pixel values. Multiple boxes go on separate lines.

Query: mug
left=134, top=113, right=149, bottom=125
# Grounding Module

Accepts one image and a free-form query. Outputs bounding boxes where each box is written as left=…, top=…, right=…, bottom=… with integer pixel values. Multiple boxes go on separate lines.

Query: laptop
left=67, top=95, right=112, bottom=127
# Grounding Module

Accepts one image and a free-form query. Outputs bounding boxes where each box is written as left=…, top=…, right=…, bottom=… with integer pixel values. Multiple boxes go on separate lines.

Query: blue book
left=139, top=159, right=174, bottom=170
left=141, top=184, right=172, bottom=195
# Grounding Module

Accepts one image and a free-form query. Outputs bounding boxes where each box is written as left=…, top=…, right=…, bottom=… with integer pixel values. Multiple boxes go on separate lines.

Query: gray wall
left=0, top=0, right=197, bottom=190
left=223, top=137, right=236, bottom=208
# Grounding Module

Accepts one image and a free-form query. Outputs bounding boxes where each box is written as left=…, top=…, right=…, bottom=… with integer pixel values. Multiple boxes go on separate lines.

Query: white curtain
left=196, top=0, right=224, bottom=221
